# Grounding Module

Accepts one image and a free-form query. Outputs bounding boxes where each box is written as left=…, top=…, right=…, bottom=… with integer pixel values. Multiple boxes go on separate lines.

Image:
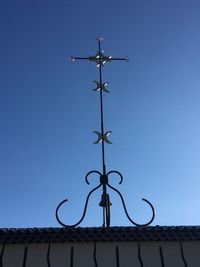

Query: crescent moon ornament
left=93, top=81, right=109, bottom=93
left=93, top=131, right=112, bottom=144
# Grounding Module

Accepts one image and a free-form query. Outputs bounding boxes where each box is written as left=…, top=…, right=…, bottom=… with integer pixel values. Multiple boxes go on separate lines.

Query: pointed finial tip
left=96, top=37, right=104, bottom=42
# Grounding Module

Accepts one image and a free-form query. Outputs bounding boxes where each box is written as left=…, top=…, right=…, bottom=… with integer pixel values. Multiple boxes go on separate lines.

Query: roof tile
left=0, top=226, right=200, bottom=244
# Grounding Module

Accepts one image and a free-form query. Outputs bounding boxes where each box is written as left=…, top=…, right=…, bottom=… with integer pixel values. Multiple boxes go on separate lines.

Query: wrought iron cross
left=56, top=37, right=155, bottom=227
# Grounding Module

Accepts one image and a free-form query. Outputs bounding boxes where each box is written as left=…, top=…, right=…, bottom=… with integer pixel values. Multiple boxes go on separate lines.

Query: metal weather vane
left=56, top=37, right=155, bottom=227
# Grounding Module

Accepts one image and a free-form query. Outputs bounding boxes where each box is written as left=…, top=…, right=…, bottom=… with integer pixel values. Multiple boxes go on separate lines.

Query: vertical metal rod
left=98, top=39, right=106, bottom=175
left=103, top=207, right=107, bottom=227
left=98, top=38, right=109, bottom=227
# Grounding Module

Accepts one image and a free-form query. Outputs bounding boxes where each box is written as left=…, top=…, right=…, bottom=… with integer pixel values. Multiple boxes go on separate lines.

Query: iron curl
left=56, top=184, right=102, bottom=227
left=107, top=183, right=155, bottom=226
left=85, top=170, right=102, bottom=185
left=106, top=170, right=124, bottom=184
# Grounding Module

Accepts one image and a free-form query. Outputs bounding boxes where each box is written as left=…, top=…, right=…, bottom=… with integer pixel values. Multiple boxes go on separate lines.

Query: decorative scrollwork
left=56, top=37, right=155, bottom=228
left=106, top=170, right=124, bottom=184
left=85, top=170, right=102, bottom=185
left=107, top=183, right=155, bottom=226
left=56, top=168, right=155, bottom=227
left=56, top=184, right=101, bottom=227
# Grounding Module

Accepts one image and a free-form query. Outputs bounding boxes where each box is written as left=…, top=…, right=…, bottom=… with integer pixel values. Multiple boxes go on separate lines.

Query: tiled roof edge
left=0, top=226, right=200, bottom=244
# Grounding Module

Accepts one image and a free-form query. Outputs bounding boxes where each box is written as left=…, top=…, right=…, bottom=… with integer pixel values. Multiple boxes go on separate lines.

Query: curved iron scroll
left=56, top=184, right=101, bottom=227
left=85, top=170, right=102, bottom=184
left=107, top=183, right=155, bottom=226
left=106, top=171, right=155, bottom=226
left=56, top=170, right=155, bottom=227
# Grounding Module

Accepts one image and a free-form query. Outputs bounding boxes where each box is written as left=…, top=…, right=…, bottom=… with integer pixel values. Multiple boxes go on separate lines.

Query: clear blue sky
left=1, top=0, right=200, bottom=228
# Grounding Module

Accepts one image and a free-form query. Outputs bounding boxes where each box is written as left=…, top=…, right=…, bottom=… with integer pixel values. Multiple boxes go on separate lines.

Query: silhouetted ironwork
left=56, top=37, right=155, bottom=227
